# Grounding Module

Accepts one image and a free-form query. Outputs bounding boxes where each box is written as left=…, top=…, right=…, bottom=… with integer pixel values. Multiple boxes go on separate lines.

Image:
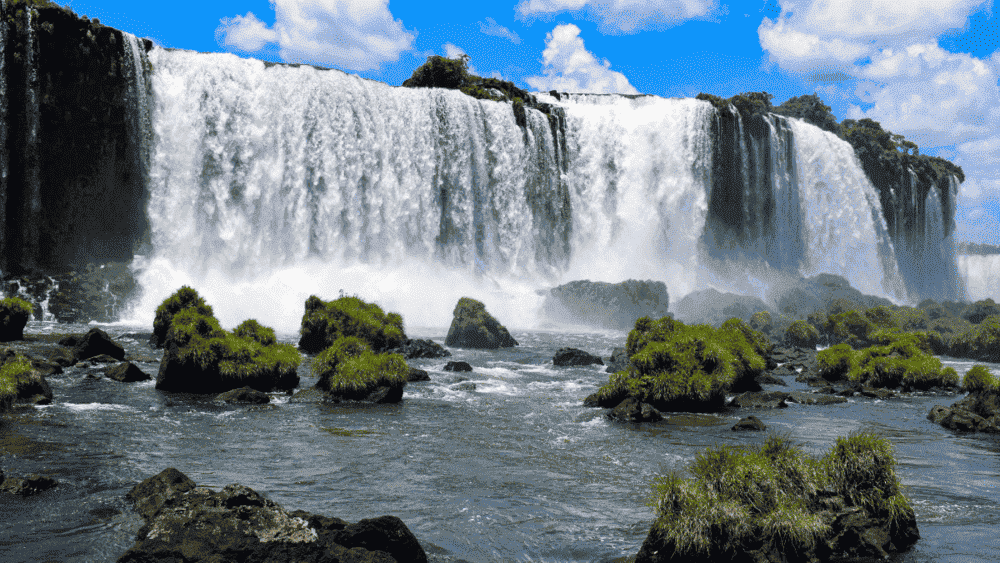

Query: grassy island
left=816, top=331, right=958, bottom=391
left=298, top=295, right=406, bottom=354
left=587, top=316, right=765, bottom=412
left=638, top=433, right=918, bottom=562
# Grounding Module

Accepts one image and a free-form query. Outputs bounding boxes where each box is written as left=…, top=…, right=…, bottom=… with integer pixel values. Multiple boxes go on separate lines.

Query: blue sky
left=63, top=0, right=1000, bottom=245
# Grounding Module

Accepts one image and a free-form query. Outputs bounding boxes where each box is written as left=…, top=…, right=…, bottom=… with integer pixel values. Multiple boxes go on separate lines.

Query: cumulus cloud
left=216, top=0, right=415, bottom=71
left=479, top=17, right=521, bottom=44
left=443, top=43, right=466, bottom=60
left=517, top=0, right=719, bottom=34
left=524, top=24, right=639, bottom=94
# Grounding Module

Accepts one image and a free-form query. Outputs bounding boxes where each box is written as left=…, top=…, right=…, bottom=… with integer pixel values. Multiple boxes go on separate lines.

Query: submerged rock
left=445, top=297, right=518, bottom=349
left=0, top=473, right=57, bottom=496
left=552, top=348, right=604, bottom=367
left=119, top=468, right=427, bottom=563
left=407, top=367, right=430, bottom=382
left=444, top=361, right=473, bottom=372
left=388, top=338, right=451, bottom=359
left=104, top=362, right=151, bottom=383
left=607, top=397, right=663, bottom=422
left=541, top=279, right=670, bottom=330
left=731, top=415, right=766, bottom=431
left=217, top=386, right=271, bottom=404
left=58, top=327, right=125, bottom=363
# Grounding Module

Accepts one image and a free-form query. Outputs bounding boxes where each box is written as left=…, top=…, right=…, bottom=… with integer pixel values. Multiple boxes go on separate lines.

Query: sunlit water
left=1, top=321, right=998, bottom=562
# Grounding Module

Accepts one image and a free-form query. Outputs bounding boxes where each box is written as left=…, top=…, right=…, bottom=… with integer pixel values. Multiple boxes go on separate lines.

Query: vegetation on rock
left=151, top=286, right=214, bottom=348
left=949, top=315, right=1000, bottom=362
left=638, top=433, right=917, bottom=562
left=816, top=332, right=958, bottom=391
left=0, top=297, right=33, bottom=341
left=785, top=319, right=819, bottom=349
left=962, top=365, right=996, bottom=394
left=445, top=297, right=518, bottom=349
left=298, top=295, right=406, bottom=354
left=155, top=287, right=301, bottom=393
left=0, top=349, right=51, bottom=410
left=589, top=316, right=764, bottom=412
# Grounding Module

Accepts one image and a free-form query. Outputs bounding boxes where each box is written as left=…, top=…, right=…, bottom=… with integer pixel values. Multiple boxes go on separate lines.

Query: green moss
left=962, top=365, right=997, bottom=394
left=233, top=319, right=276, bottom=346
left=312, top=336, right=371, bottom=391
left=649, top=433, right=913, bottom=560
left=816, top=344, right=857, bottom=381
left=0, top=352, right=35, bottom=411
left=786, top=320, right=820, bottom=349
left=749, top=310, right=773, bottom=334
left=152, top=286, right=215, bottom=348
left=596, top=316, right=764, bottom=411
left=950, top=315, right=1000, bottom=362
left=324, top=350, right=408, bottom=400
left=825, top=309, right=876, bottom=347
left=299, top=295, right=406, bottom=354
left=842, top=333, right=958, bottom=390
left=0, top=297, right=33, bottom=317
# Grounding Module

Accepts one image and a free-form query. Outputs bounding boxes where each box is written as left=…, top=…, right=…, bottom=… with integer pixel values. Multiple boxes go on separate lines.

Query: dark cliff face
left=2, top=4, right=153, bottom=275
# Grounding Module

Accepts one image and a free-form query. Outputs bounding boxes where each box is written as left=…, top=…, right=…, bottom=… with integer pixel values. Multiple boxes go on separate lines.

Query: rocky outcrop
left=541, top=279, right=669, bottom=330
left=732, top=415, right=766, bottom=431
left=605, top=347, right=629, bottom=373
left=672, top=288, right=773, bottom=326
left=58, top=327, right=125, bottom=363
left=0, top=472, right=57, bottom=496
left=607, top=397, right=663, bottom=423
left=0, top=348, right=52, bottom=408
left=443, top=361, right=472, bottom=372
left=444, top=297, right=517, bottom=349
left=104, top=361, right=150, bottom=383
left=928, top=391, right=1000, bottom=434
left=552, top=348, right=603, bottom=367
left=2, top=262, right=138, bottom=323
left=0, top=297, right=32, bottom=341
left=119, top=468, right=427, bottom=563
left=387, top=338, right=451, bottom=359
left=217, top=386, right=271, bottom=404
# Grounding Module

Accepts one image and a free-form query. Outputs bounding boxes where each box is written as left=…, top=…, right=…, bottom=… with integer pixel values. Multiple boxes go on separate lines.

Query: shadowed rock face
left=119, top=468, right=428, bottom=563
left=445, top=297, right=518, bottom=349
left=542, top=280, right=669, bottom=330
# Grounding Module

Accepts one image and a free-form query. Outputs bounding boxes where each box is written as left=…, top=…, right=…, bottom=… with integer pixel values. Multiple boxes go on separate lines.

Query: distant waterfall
left=961, top=254, right=1000, bottom=302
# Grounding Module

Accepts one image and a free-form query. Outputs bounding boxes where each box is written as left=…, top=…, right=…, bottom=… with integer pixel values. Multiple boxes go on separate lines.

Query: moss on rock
left=311, top=336, right=409, bottom=403
left=0, top=349, right=52, bottom=410
left=950, top=315, right=1000, bottom=362
left=786, top=320, right=820, bottom=349
left=817, top=332, right=958, bottom=391
left=155, top=288, right=301, bottom=393
left=298, top=295, right=406, bottom=354
left=637, top=433, right=918, bottom=562
left=589, top=316, right=765, bottom=413
left=0, top=297, right=33, bottom=341
left=151, top=286, right=214, bottom=348
left=962, top=365, right=996, bottom=394
left=445, top=297, right=518, bottom=349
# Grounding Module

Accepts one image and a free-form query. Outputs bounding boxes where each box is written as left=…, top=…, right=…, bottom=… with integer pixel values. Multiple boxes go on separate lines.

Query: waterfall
left=961, top=254, right=1000, bottom=302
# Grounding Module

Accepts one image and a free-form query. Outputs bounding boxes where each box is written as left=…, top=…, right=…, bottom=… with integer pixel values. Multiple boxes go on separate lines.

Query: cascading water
left=130, top=48, right=922, bottom=331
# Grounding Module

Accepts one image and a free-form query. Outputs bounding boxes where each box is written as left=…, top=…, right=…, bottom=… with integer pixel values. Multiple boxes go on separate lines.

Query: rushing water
left=1, top=322, right=998, bottom=562
left=960, top=254, right=1000, bottom=302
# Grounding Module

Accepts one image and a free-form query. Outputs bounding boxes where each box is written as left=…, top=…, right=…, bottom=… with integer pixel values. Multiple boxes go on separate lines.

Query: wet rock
left=444, top=361, right=473, bottom=372
left=732, top=415, right=766, bottom=431
left=45, top=347, right=77, bottom=367
left=552, top=347, right=603, bottom=367
left=605, top=347, right=630, bottom=373
left=1, top=473, right=57, bottom=496
left=104, top=362, right=151, bottom=383
left=388, top=338, right=451, bottom=359
left=60, top=327, right=125, bottom=363
left=445, top=297, right=518, bottom=349
left=673, top=288, right=773, bottom=326
left=217, top=386, right=271, bottom=404
left=929, top=389, right=1000, bottom=434
left=728, top=391, right=790, bottom=409
left=607, top=397, right=663, bottom=422
left=787, top=392, right=849, bottom=406
left=0, top=298, right=31, bottom=341
left=29, top=357, right=63, bottom=377
left=407, top=367, right=430, bottom=382
left=861, top=386, right=896, bottom=400
left=541, top=279, right=670, bottom=330
left=120, top=468, right=427, bottom=563
left=453, top=382, right=477, bottom=392
left=289, top=388, right=325, bottom=403
left=756, top=372, right=786, bottom=386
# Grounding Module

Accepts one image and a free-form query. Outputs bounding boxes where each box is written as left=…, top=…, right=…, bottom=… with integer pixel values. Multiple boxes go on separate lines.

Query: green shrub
left=313, top=336, right=371, bottom=391
left=152, top=286, right=214, bottom=348
left=595, top=316, right=764, bottom=412
left=647, top=432, right=911, bottom=560
left=816, top=344, right=857, bottom=381
left=949, top=315, right=1000, bottom=362
left=962, top=365, right=997, bottom=394
left=825, top=310, right=876, bottom=347
left=749, top=310, right=773, bottom=334
left=0, top=297, right=33, bottom=317
left=298, top=295, right=406, bottom=354
left=846, top=333, right=958, bottom=390
left=786, top=320, right=820, bottom=349
left=233, top=319, right=276, bottom=346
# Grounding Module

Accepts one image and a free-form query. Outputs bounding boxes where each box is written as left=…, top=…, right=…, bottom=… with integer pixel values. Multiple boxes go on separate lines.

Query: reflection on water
left=0, top=322, right=998, bottom=562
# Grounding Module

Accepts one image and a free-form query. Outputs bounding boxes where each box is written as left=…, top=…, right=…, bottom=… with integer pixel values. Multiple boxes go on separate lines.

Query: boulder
left=541, top=279, right=670, bottom=330
left=119, top=468, right=427, bottom=563
left=388, top=339, right=451, bottom=359
left=312, top=337, right=407, bottom=404
left=0, top=349, right=53, bottom=409
left=786, top=392, right=849, bottom=406
left=217, top=386, right=271, bottom=404
left=0, top=473, right=57, bottom=496
left=406, top=367, right=430, bottom=382
left=605, top=347, right=629, bottom=373
left=552, top=348, right=604, bottom=367
left=732, top=415, right=766, bottom=431
left=444, top=297, right=517, bottom=349
left=444, top=361, right=473, bottom=372
left=728, top=391, right=790, bottom=409
left=104, top=362, right=151, bottom=383
left=672, top=288, right=772, bottom=326
left=929, top=389, right=1000, bottom=434
left=0, top=297, right=32, bottom=341
left=453, top=382, right=477, bottom=392
left=607, top=397, right=663, bottom=423
left=298, top=294, right=406, bottom=354
left=59, top=328, right=125, bottom=363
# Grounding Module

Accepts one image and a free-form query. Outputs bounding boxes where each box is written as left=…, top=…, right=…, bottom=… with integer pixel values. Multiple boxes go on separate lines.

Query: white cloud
left=479, top=17, right=521, bottom=44
left=443, top=43, right=466, bottom=60
left=216, top=0, right=415, bottom=71
left=517, top=0, right=719, bottom=34
left=524, top=24, right=639, bottom=94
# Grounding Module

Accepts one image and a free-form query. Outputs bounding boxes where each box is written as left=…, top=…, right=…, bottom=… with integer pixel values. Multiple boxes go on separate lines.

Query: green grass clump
left=786, top=320, right=820, bottom=349
left=825, top=309, right=877, bottom=347
left=313, top=336, right=371, bottom=391
left=152, top=286, right=214, bottom=348
left=647, top=432, right=913, bottom=560
left=155, top=288, right=302, bottom=392
left=298, top=295, right=406, bottom=354
left=0, top=352, right=35, bottom=411
left=816, top=344, right=857, bottom=381
left=313, top=335, right=407, bottom=400
left=848, top=333, right=958, bottom=390
left=596, top=316, right=765, bottom=412
left=0, top=297, right=33, bottom=317
left=949, top=315, right=1000, bottom=362
left=962, top=365, right=997, bottom=394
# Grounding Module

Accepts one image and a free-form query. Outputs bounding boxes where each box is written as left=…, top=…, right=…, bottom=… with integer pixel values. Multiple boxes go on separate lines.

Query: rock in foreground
left=119, top=468, right=427, bottom=563
left=637, top=433, right=919, bottom=562
left=445, top=297, right=517, bottom=349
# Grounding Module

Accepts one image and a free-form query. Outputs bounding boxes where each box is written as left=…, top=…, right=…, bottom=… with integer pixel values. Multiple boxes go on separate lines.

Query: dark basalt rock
left=0, top=473, right=57, bottom=496
left=672, top=288, right=773, bottom=326
left=728, top=391, right=790, bottom=409
left=929, top=390, right=1000, bottom=434
left=59, top=327, right=125, bottom=363
left=541, top=279, right=670, bottom=330
left=0, top=300, right=31, bottom=341
left=552, top=347, right=604, bottom=367
left=453, top=381, right=477, bottom=392
left=217, top=386, right=271, bottom=404
left=445, top=297, right=518, bottom=349
left=732, top=415, right=766, bottom=431
left=119, top=468, right=427, bottom=563
left=104, top=362, right=150, bottom=383
left=861, top=386, right=896, bottom=400
left=605, top=347, right=630, bottom=373
left=388, top=338, right=451, bottom=359
left=444, top=361, right=473, bottom=372
left=326, top=385, right=404, bottom=404
left=607, top=397, right=663, bottom=423
left=406, top=367, right=430, bottom=382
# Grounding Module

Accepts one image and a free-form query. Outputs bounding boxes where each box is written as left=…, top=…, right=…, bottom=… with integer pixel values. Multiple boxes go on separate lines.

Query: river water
left=1, top=321, right=998, bottom=562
